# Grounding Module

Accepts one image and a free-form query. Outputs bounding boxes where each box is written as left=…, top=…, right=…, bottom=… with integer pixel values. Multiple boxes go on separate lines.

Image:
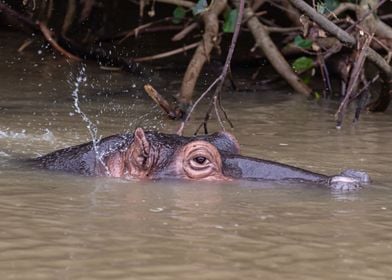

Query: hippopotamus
left=34, top=128, right=370, bottom=190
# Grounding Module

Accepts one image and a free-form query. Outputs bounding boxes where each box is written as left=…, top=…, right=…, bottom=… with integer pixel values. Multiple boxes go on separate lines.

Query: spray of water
left=71, top=64, right=110, bottom=175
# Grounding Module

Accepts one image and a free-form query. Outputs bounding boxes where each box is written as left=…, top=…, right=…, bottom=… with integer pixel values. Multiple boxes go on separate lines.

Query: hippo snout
left=328, top=169, right=371, bottom=191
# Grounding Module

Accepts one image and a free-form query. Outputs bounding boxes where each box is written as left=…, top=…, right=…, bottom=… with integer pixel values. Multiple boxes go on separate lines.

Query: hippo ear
left=131, top=128, right=151, bottom=169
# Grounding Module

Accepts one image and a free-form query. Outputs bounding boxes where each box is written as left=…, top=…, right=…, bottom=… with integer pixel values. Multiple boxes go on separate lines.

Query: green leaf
left=172, top=6, right=186, bottom=24
left=292, top=56, right=314, bottom=72
left=293, top=35, right=313, bottom=49
left=223, top=9, right=238, bottom=33
left=192, top=0, right=209, bottom=15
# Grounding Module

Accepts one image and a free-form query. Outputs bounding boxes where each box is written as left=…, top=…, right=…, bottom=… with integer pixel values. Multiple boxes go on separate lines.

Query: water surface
left=1, top=31, right=392, bottom=280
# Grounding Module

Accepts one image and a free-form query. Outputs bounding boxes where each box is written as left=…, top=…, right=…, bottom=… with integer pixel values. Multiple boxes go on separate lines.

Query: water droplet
left=149, top=207, right=164, bottom=213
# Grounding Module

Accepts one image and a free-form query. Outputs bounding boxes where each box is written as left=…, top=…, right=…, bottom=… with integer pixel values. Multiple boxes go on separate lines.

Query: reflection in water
left=1, top=31, right=392, bottom=280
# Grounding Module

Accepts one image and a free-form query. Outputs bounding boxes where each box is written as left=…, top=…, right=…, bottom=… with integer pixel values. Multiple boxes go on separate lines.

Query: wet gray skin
left=221, top=154, right=370, bottom=191
left=221, top=153, right=329, bottom=182
left=33, top=129, right=370, bottom=191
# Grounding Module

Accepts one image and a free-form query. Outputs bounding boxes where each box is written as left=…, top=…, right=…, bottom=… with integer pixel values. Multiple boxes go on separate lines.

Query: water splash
left=0, top=128, right=55, bottom=142
left=0, top=128, right=56, bottom=157
left=41, top=129, right=55, bottom=143
left=0, top=129, right=28, bottom=139
left=70, top=64, right=110, bottom=175
left=0, top=151, right=10, bottom=158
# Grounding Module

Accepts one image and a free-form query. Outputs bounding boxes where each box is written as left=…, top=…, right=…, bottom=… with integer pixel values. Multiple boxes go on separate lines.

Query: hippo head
left=109, top=128, right=370, bottom=190
left=37, top=127, right=370, bottom=190
left=110, top=128, right=240, bottom=181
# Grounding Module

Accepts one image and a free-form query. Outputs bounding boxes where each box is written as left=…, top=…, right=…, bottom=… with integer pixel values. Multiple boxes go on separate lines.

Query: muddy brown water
left=1, top=31, right=392, bottom=280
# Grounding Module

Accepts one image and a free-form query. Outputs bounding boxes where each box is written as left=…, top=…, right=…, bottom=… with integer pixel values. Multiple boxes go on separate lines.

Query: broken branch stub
left=144, top=84, right=182, bottom=119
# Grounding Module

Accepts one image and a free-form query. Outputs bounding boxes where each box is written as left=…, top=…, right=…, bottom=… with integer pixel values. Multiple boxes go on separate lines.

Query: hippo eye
left=194, top=156, right=207, bottom=164
left=189, top=155, right=211, bottom=170
left=182, top=140, right=223, bottom=180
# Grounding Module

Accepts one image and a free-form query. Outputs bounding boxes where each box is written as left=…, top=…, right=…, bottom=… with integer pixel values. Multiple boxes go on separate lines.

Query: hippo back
left=35, top=134, right=133, bottom=175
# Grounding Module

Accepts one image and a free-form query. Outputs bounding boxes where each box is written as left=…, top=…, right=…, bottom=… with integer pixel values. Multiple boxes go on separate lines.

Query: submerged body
left=35, top=128, right=370, bottom=190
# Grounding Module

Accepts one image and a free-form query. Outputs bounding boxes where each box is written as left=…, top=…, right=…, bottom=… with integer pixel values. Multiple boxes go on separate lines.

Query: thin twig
left=327, top=2, right=357, bottom=19
left=17, top=38, right=34, bottom=52
left=39, top=21, right=81, bottom=61
left=357, top=74, right=380, bottom=96
left=117, top=17, right=172, bottom=44
left=354, top=72, right=370, bottom=122
left=155, top=0, right=195, bottom=8
left=176, top=0, right=245, bottom=135
left=213, top=95, right=224, bottom=130
left=134, top=42, right=199, bottom=62
left=217, top=89, right=234, bottom=128
left=318, top=53, right=332, bottom=97
left=210, top=0, right=245, bottom=131
left=357, top=52, right=391, bottom=100
left=172, top=22, right=199, bottom=41
left=266, top=26, right=301, bottom=33
left=335, top=34, right=373, bottom=127
left=194, top=102, right=214, bottom=135
left=345, top=0, right=388, bottom=33
left=176, top=75, right=222, bottom=135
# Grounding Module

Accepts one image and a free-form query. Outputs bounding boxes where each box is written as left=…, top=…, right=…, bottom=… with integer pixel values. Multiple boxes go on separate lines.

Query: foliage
left=292, top=56, right=314, bottom=72
left=172, top=6, right=186, bottom=24
left=293, top=35, right=313, bottom=49
left=223, top=9, right=238, bottom=33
